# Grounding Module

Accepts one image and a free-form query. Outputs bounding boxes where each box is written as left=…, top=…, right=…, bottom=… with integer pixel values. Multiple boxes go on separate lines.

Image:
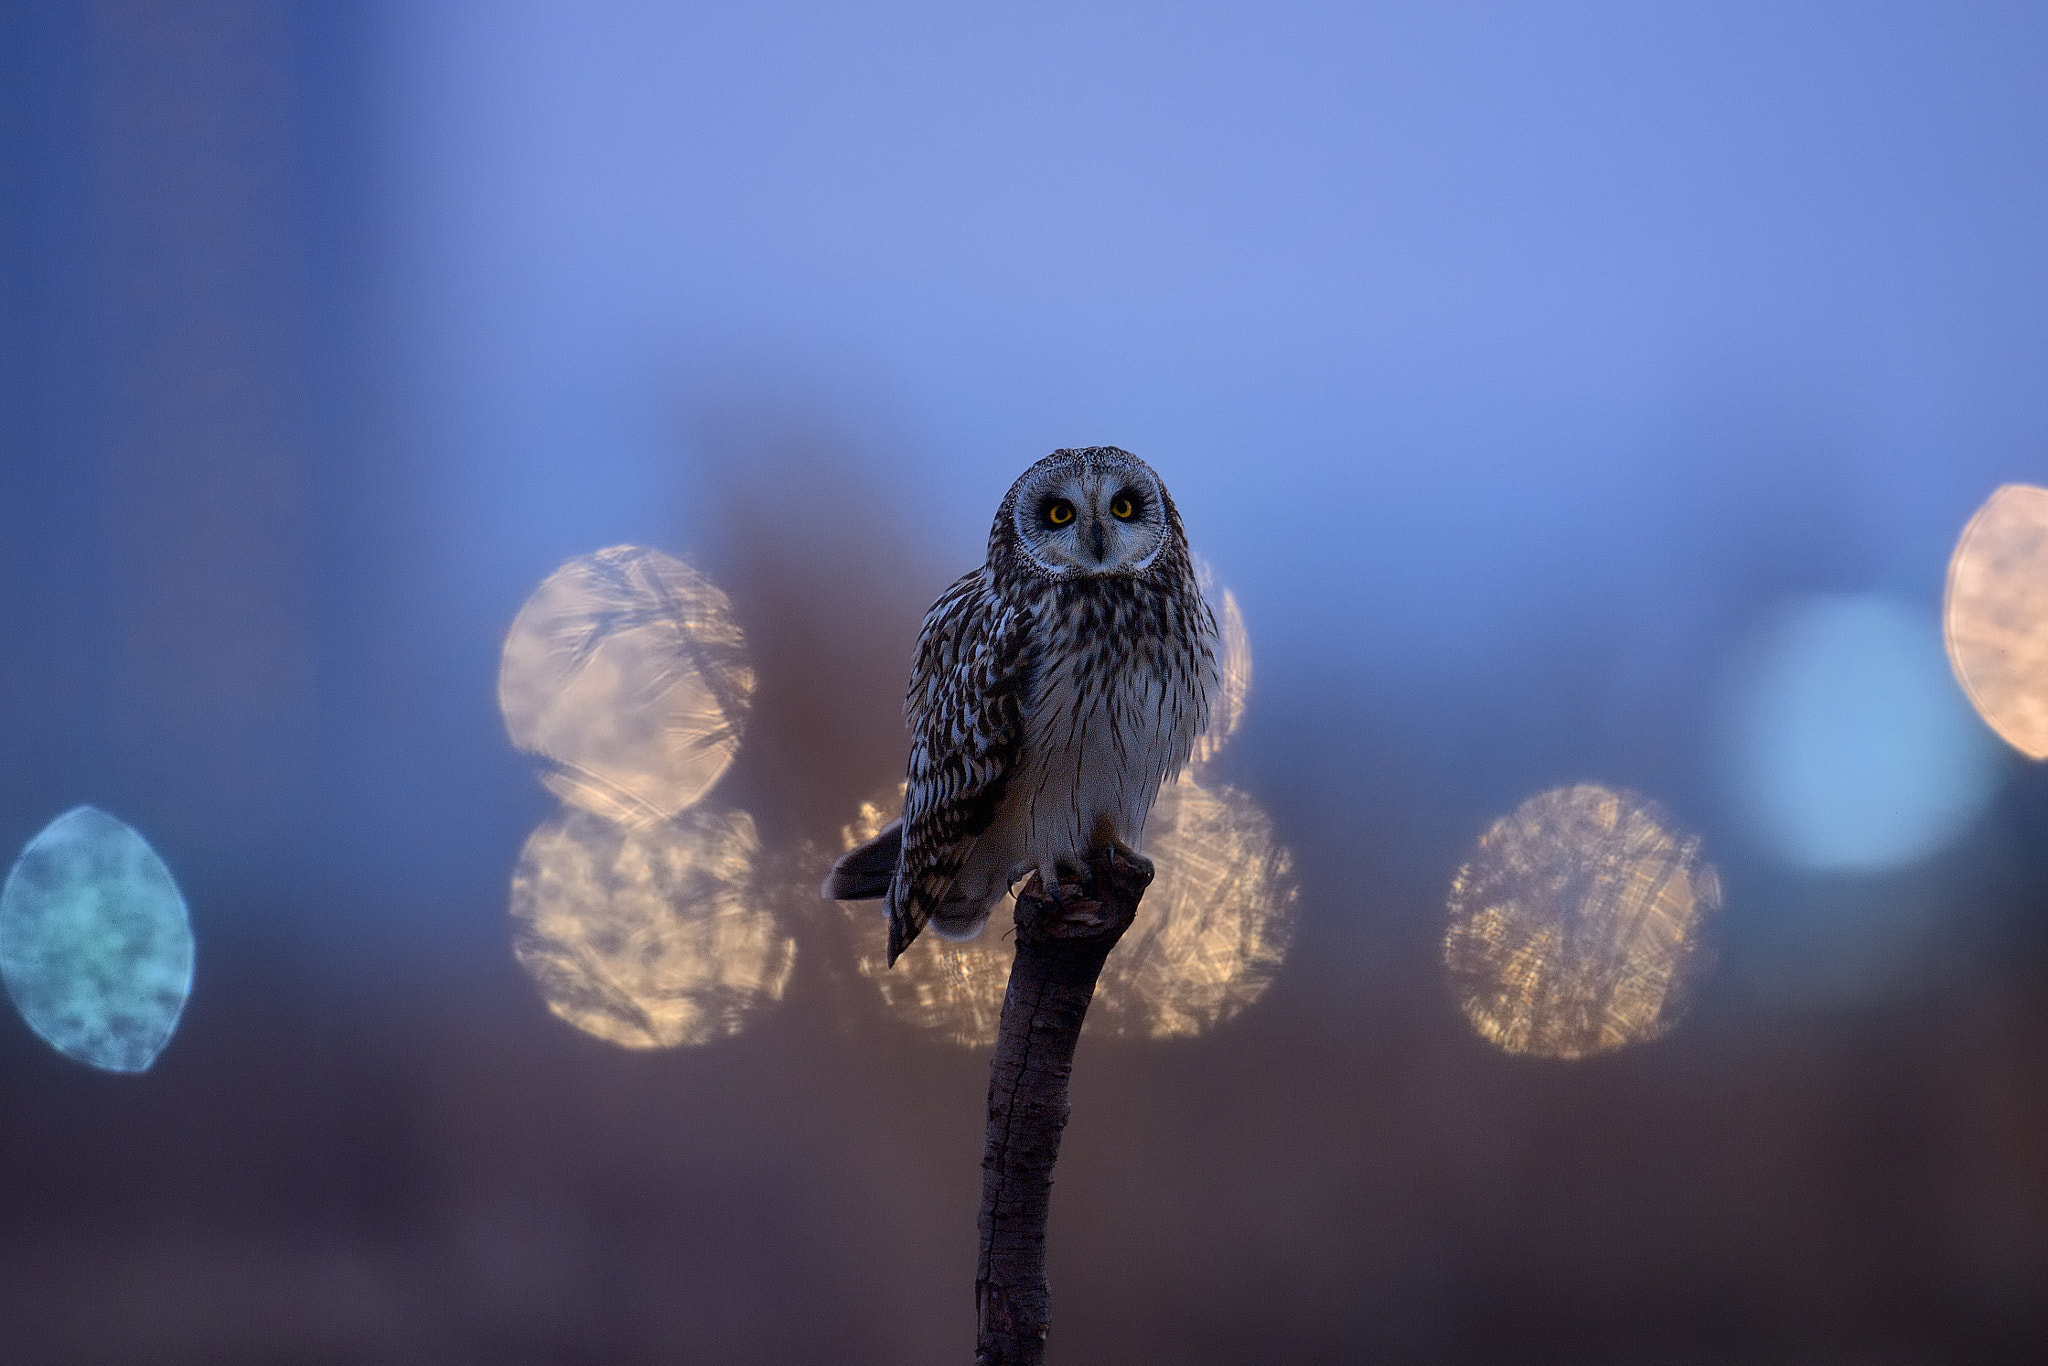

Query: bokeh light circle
left=1189, top=584, right=1251, bottom=768
left=1088, top=773, right=1295, bottom=1041
left=0, top=807, right=194, bottom=1073
left=1724, top=594, right=2004, bottom=873
left=511, top=806, right=793, bottom=1050
left=499, top=545, right=754, bottom=826
left=1445, top=785, right=1719, bottom=1061
left=1945, top=484, right=2048, bottom=760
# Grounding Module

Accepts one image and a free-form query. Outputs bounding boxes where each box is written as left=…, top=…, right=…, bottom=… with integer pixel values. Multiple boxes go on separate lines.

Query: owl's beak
left=1086, top=520, right=1107, bottom=563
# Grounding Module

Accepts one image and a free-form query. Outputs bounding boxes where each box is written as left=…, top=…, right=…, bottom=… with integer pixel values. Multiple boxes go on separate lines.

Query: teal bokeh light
left=0, top=807, right=194, bottom=1073
left=1725, top=595, right=2006, bottom=874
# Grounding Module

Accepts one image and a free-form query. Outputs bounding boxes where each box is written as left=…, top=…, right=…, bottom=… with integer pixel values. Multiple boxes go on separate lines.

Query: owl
left=825, top=447, right=1219, bottom=965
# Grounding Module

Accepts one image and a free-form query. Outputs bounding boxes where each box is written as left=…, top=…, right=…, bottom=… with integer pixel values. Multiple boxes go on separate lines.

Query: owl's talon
left=1109, top=840, right=1155, bottom=883
left=1035, top=861, right=1069, bottom=910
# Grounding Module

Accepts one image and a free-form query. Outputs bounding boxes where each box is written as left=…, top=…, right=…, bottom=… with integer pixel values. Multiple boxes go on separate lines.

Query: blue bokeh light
left=0, top=807, right=194, bottom=1073
left=1724, top=594, right=2005, bottom=873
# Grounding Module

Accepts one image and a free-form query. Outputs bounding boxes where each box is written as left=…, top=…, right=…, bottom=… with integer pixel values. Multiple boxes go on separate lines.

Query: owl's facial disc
left=1014, top=462, right=1166, bottom=576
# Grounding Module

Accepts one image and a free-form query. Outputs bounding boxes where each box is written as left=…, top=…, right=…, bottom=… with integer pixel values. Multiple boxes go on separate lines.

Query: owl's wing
left=889, top=566, right=1031, bottom=965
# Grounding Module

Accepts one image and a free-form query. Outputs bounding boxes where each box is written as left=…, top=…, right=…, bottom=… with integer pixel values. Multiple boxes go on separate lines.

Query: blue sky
left=371, top=2, right=2047, bottom=713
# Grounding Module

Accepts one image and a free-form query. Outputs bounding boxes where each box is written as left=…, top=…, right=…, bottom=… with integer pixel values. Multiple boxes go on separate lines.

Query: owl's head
left=995, top=447, right=1184, bottom=579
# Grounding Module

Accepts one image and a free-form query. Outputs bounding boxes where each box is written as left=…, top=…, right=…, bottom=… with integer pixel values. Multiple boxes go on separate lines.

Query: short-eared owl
left=825, top=447, right=1219, bottom=964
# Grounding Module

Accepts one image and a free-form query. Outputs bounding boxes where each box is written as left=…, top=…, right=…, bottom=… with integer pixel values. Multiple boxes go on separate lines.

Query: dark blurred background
left=2, top=2, right=2044, bottom=1362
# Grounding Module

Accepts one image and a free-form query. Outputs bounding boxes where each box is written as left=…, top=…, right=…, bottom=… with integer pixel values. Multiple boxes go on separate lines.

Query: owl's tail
left=822, top=818, right=902, bottom=901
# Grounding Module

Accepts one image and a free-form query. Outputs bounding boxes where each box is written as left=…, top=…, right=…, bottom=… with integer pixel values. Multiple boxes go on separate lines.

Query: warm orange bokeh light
left=1445, top=785, right=1718, bottom=1061
left=1189, top=585, right=1251, bottom=767
left=501, top=547, right=786, bottom=1050
left=499, top=546, right=755, bottom=825
left=511, top=806, right=794, bottom=1050
left=1945, top=484, right=2048, bottom=760
left=1088, top=773, right=1295, bottom=1041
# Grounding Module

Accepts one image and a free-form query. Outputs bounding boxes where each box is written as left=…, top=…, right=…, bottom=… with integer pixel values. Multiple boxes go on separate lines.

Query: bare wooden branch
left=975, top=843, right=1153, bottom=1366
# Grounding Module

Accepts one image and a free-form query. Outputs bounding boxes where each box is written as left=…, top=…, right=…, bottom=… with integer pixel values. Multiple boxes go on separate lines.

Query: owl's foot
left=1025, top=847, right=1152, bottom=904
left=1013, top=844, right=1154, bottom=945
left=1107, top=840, right=1155, bottom=884
left=1030, top=859, right=1079, bottom=911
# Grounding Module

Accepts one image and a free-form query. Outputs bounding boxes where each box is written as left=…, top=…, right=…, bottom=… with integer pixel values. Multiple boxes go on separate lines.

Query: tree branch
left=975, top=843, right=1153, bottom=1366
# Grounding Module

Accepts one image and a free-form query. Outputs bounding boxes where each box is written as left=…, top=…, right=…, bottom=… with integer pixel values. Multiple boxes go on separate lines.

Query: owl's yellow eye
left=1046, top=499, right=1075, bottom=526
left=1110, top=495, right=1135, bottom=521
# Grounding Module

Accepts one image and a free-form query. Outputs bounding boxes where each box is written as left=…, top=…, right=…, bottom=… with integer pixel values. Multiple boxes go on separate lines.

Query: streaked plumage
left=826, top=447, right=1218, bottom=964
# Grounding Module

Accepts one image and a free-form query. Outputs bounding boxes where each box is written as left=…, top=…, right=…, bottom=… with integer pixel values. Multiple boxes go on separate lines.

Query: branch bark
left=975, top=843, right=1153, bottom=1366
